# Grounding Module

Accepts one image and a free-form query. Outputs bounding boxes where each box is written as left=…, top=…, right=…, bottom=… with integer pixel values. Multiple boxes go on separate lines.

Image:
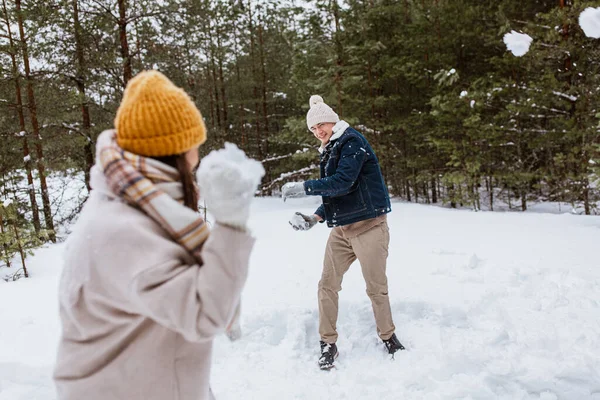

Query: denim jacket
left=304, top=121, right=391, bottom=227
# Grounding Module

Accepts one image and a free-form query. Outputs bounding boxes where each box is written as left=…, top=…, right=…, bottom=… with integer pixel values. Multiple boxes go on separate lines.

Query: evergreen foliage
left=1, top=0, right=599, bottom=269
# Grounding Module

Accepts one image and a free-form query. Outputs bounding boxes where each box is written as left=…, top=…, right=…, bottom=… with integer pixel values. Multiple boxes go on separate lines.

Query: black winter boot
left=318, top=341, right=338, bottom=370
left=383, top=333, right=405, bottom=355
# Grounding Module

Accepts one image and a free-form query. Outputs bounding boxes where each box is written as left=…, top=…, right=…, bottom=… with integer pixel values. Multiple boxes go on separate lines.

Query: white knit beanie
left=306, top=95, right=339, bottom=130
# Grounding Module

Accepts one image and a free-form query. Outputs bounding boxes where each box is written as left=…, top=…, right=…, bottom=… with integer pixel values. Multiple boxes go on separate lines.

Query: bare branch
left=510, top=19, right=552, bottom=29
left=126, top=12, right=163, bottom=24
left=86, top=0, right=118, bottom=21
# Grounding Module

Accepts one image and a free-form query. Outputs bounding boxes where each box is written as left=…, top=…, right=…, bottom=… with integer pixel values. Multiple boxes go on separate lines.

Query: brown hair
left=152, top=154, right=199, bottom=212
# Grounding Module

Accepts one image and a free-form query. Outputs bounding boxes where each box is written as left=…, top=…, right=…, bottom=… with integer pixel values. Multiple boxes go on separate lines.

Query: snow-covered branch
left=261, top=148, right=310, bottom=163
left=261, top=165, right=318, bottom=191
left=552, top=91, right=578, bottom=102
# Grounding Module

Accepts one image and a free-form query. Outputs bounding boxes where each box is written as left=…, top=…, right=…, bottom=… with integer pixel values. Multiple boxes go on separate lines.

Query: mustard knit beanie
left=115, top=70, right=207, bottom=157
left=306, top=95, right=339, bottom=130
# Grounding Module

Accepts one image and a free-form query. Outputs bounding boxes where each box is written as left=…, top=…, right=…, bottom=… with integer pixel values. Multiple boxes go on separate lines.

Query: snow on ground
left=2, top=197, right=600, bottom=399
left=580, top=7, right=600, bottom=39
left=0, top=245, right=63, bottom=399
left=504, top=31, right=533, bottom=57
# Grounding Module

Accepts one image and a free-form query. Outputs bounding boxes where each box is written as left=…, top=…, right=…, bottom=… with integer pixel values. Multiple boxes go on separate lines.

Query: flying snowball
left=579, top=7, right=600, bottom=39
left=503, top=31, right=533, bottom=57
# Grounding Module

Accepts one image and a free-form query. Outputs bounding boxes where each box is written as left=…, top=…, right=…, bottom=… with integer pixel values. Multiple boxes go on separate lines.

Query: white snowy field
left=1, top=196, right=600, bottom=400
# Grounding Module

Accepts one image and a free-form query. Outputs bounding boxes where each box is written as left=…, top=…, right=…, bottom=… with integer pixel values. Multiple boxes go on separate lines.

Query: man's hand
left=281, top=182, right=307, bottom=202
left=289, top=212, right=319, bottom=231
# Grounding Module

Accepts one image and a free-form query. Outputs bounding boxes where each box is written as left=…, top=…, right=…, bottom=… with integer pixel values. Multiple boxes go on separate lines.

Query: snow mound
left=579, top=7, right=600, bottom=39
left=503, top=30, right=533, bottom=57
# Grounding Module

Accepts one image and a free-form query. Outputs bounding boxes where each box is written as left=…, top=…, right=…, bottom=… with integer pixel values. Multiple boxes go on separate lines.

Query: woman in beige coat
left=53, top=71, right=263, bottom=400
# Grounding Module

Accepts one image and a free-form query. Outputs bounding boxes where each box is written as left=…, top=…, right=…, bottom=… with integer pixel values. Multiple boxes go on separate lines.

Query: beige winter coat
left=53, top=173, right=254, bottom=400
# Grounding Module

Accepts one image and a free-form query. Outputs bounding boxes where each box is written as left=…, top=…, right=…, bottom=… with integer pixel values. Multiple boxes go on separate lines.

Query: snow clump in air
left=579, top=7, right=600, bottom=39
left=503, top=31, right=533, bottom=57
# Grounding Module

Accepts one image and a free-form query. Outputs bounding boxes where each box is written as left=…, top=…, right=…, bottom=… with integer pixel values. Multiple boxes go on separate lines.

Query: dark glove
left=289, top=212, right=318, bottom=231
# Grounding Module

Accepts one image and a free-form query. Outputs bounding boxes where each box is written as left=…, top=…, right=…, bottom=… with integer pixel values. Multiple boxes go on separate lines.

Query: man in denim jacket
left=282, top=95, right=404, bottom=370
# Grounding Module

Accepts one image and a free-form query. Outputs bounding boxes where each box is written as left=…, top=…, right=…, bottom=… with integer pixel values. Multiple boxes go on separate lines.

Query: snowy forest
left=1, top=0, right=600, bottom=269
left=2, top=2, right=600, bottom=399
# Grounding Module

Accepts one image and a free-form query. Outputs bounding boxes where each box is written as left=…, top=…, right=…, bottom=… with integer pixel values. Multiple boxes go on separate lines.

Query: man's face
left=310, top=122, right=336, bottom=145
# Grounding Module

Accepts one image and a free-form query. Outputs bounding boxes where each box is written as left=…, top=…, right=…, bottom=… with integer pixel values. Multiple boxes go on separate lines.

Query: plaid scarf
left=96, top=130, right=209, bottom=258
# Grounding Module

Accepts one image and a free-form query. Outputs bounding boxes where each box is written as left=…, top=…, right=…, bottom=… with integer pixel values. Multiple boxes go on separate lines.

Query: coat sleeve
left=125, top=224, right=254, bottom=343
left=314, top=204, right=325, bottom=221
left=304, top=136, right=367, bottom=198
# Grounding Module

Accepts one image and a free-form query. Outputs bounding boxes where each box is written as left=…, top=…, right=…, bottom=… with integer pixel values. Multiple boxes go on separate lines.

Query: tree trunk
left=583, top=181, right=590, bottom=215
left=257, top=20, right=270, bottom=186
left=247, top=1, right=262, bottom=159
left=233, top=25, right=247, bottom=148
left=133, top=4, right=143, bottom=70
left=10, top=211, right=28, bottom=277
left=72, top=0, right=94, bottom=192
left=332, top=0, right=343, bottom=116
left=117, top=0, right=132, bottom=86
left=431, top=176, right=437, bottom=203
left=2, top=0, right=40, bottom=233
left=413, top=173, right=419, bottom=203
left=216, top=28, right=228, bottom=131
left=367, top=60, right=375, bottom=123
left=15, top=0, right=55, bottom=242
left=206, top=27, right=222, bottom=130
left=475, top=181, right=481, bottom=211
left=258, top=23, right=269, bottom=146
left=0, top=209, right=11, bottom=268
left=210, top=56, right=222, bottom=129
left=205, top=64, right=216, bottom=130
left=487, top=176, right=494, bottom=211
left=218, top=56, right=227, bottom=131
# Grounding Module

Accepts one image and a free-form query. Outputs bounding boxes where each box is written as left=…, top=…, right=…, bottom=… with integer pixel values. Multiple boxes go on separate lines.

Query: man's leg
left=351, top=221, right=395, bottom=340
left=318, top=227, right=356, bottom=343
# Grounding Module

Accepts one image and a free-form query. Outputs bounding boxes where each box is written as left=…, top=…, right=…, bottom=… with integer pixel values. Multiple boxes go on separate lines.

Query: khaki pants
left=318, top=218, right=395, bottom=343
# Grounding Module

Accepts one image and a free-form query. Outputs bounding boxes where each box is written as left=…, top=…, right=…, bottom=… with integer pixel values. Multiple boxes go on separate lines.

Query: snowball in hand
left=197, top=142, right=265, bottom=193
left=289, top=213, right=309, bottom=230
left=579, top=7, right=600, bottom=39
left=503, top=30, right=533, bottom=57
left=196, top=143, right=265, bottom=228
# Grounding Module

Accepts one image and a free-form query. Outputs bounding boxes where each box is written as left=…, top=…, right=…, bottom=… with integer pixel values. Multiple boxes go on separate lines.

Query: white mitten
left=196, top=143, right=265, bottom=230
left=281, top=182, right=306, bottom=201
